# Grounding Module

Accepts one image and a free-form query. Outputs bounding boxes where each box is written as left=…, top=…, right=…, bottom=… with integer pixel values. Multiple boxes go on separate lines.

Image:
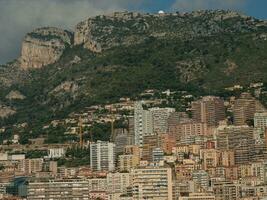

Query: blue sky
left=244, top=0, right=267, bottom=19
left=0, top=0, right=267, bottom=64
left=133, top=0, right=267, bottom=19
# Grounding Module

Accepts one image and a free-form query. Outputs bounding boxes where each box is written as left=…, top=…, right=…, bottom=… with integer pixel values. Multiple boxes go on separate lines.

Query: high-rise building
left=233, top=93, right=265, bottom=126
left=142, top=135, right=160, bottom=162
left=216, top=125, right=255, bottom=165
left=161, top=133, right=176, bottom=154
left=191, top=96, right=225, bottom=126
left=127, top=116, right=135, bottom=145
left=90, top=140, right=115, bottom=172
left=254, top=112, right=267, bottom=129
left=167, top=112, right=189, bottom=128
left=134, top=102, right=153, bottom=146
left=132, top=166, right=174, bottom=200
left=168, top=120, right=210, bottom=143
left=149, top=107, right=175, bottom=134
left=115, top=131, right=128, bottom=156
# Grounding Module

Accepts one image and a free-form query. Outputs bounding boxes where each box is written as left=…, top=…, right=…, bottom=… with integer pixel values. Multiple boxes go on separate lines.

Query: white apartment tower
left=90, top=140, right=115, bottom=172
left=134, top=102, right=153, bottom=146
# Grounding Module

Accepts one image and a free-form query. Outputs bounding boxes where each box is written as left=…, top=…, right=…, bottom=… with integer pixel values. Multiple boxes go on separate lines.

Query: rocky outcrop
left=19, top=27, right=73, bottom=69
left=74, top=12, right=142, bottom=52
left=74, top=10, right=262, bottom=54
left=50, top=81, right=78, bottom=95
left=176, top=59, right=208, bottom=83
left=0, top=105, right=16, bottom=118
left=74, top=19, right=102, bottom=52
left=5, top=90, right=26, bottom=100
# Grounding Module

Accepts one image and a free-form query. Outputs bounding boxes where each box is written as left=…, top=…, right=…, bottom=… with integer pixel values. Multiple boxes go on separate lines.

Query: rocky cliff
left=18, top=10, right=262, bottom=70
left=73, top=10, right=259, bottom=53
left=19, top=27, right=73, bottom=69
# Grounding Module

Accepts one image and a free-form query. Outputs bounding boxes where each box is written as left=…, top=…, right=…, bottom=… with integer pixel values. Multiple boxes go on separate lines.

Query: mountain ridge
left=0, top=10, right=267, bottom=134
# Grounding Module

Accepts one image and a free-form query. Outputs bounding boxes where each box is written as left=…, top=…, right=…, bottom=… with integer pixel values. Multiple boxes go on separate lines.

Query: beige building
left=200, top=149, right=221, bottom=170
left=216, top=125, right=255, bottom=165
left=107, top=172, right=131, bottom=194
left=132, top=166, right=174, bottom=200
left=18, top=159, right=43, bottom=175
left=191, top=96, right=225, bottom=126
left=27, top=179, right=90, bottom=200
left=179, top=193, right=215, bottom=200
left=118, top=154, right=139, bottom=172
left=169, top=121, right=211, bottom=142
left=254, top=112, right=267, bottom=129
left=220, top=150, right=235, bottom=167
left=233, top=93, right=264, bottom=126
left=213, top=181, right=240, bottom=200
left=124, top=145, right=141, bottom=157
left=142, top=135, right=160, bottom=162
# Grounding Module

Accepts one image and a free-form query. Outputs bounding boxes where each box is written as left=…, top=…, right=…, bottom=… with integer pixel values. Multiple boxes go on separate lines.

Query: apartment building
left=27, top=179, right=90, bottom=200
left=134, top=102, right=153, bottom=146
left=118, top=154, right=139, bottom=172
left=90, top=140, right=115, bottom=172
left=132, top=166, right=174, bottom=200
left=233, top=93, right=264, bottom=126
left=216, top=125, right=255, bottom=164
left=149, top=107, right=175, bottom=134
left=191, top=96, right=225, bottom=126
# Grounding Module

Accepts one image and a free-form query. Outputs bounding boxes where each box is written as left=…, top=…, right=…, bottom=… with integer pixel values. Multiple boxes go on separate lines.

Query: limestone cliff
left=19, top=27, right=73, bottom=69
left=0, top=105, right=16, bottom=118
left=73, top=10, right=256, bottom=53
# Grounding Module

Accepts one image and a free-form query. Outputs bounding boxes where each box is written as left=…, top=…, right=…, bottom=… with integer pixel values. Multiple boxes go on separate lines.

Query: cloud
left=0, top=0, right=248, bottom=64
left=0, top=0, right=142, bottom=64
left=171, top=0, right=247, bottom=11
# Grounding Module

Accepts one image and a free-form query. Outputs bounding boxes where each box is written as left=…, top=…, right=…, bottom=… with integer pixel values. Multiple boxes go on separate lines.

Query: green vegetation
left=58, top=147, right=90, bottom=167
left=28, top=32, right=64, bottom=42
left=25, top=150, right=48, bottom=159
left=0, top=164, right=4, bottom=171
left=44, top=126, right=78, bottom=144
left=1, top=11, right=267, bottom=141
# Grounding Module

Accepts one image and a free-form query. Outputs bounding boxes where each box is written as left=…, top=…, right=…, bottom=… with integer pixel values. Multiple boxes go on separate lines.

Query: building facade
left=90, top=141, right=115, bottom=172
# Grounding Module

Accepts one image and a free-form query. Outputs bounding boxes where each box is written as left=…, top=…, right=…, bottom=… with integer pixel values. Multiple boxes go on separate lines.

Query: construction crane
left=78, top=117, right=84, bottom=147
left=110, top=106, right=116, bottom=142
left=89, top=124, right=93, bottom=142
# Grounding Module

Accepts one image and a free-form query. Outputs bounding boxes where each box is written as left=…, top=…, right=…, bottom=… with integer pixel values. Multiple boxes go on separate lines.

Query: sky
left=0, top=0, right=267, bottom=64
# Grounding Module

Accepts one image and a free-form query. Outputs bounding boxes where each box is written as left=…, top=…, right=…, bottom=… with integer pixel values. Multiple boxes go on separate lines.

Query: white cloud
left=0, top=0, right=139, bottom=64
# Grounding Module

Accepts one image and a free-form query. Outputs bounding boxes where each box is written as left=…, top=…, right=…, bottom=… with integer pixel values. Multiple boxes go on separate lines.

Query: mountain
left=1, top=10, right=267, bottom=130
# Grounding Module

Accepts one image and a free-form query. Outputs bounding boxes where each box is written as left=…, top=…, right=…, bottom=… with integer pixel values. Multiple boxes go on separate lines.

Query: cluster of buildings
left=1, top=91, right=267, bottom=199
